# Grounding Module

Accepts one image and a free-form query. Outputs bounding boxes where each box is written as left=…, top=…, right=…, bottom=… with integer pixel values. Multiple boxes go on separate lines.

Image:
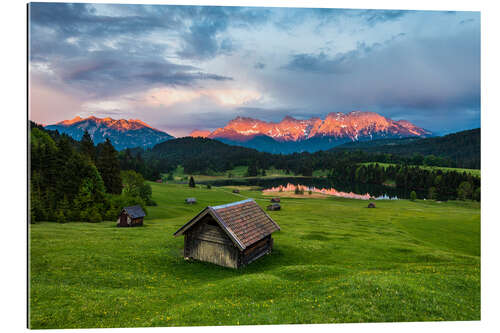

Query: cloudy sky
left=29, top=2, right=480, bottom=136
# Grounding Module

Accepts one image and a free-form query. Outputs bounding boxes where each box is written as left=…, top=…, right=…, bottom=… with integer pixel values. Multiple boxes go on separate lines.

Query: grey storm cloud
left=29, top=3, right=268, bottom=97
left=30, top=3, right=271, bottom=61
left=29, top=4, right=240, bottom=98
left=254, top=62, right=266, bottom=70
left=53, top=51, right=233, bottom=98
left=273, top=8, right=407, bottom=31
left=284, top=33, right=405, bottom=74
left=29, top=3, right=179, bottom=38
left=175, top=6, right=271, bottom=60
left=359, top=9, right=407, bottom=25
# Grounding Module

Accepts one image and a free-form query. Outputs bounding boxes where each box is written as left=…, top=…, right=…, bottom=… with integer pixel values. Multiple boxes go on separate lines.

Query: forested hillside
left=333, top=128, right=480, bottom=169
left=29, top=122, right=155, bottom=223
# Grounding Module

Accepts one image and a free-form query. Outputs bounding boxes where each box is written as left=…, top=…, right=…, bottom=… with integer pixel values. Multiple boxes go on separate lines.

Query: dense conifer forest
left=29, top=122, right=155, bottom=223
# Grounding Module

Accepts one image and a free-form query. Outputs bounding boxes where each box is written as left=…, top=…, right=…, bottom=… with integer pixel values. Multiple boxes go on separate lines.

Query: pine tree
left=428, top=186, right=437, bottom=200
left=58, top=195, right=70, bottom=221
left=96, top=138, right=123, bottom=194
left=246, top=162, right=258, bottom=177
left=80, top=130, right=95, bottom=162
left=189, top=176, right=196, bottom=188
left=473, top=187, right=480, bottom=201
left=457, top=181, right=473, bottom=200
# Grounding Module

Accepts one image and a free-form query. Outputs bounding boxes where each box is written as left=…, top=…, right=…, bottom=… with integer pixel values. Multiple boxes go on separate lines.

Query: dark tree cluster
left=328, top=162, right=387, bottom=185
left=327, top=161, right=480, bottom=201
left=392, top=166, right=480, bottom=201
left=118, top=148, right=165, bottom=181
left=30, top=125, right=152, bottom=223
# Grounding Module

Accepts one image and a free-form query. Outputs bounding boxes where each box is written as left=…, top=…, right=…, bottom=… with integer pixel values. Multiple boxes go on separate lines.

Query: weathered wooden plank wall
left=185, top=216, right=239, bottom=268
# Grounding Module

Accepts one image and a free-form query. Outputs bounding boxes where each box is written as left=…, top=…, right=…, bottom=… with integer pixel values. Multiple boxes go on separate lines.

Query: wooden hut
left=185, top=197, right=197, bottom=204
left=270, top=197, right=280, bottom=203
left=267, top=203, right=281, bottom=211
left=117, top=205, right=146, bottom=227
left=173, top=199, right=280, bottom=268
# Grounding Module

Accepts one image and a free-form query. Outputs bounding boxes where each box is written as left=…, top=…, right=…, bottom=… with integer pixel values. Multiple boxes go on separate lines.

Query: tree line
left=327, top=161, right=480, bottom=201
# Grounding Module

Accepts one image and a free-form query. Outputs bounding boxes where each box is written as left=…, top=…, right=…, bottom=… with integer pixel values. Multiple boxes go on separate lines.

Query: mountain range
left=45, top=116, right=173, bottom=150
left=44, top=111, right=431, bottom=153
left=190, top=111, right=432, bottom=153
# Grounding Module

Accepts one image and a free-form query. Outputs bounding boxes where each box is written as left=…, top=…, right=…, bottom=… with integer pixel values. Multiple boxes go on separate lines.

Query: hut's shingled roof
left=211, top=199, right=280, bottom=248
left=123, top=205, right=146, bottom=219
left=173, top=199, right=280, bottom=250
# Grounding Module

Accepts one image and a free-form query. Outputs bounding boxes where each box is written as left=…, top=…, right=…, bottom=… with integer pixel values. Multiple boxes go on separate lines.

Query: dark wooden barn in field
left=117, top=205, right=146, bottom=227
left=173, top=199, right=280, bottom=268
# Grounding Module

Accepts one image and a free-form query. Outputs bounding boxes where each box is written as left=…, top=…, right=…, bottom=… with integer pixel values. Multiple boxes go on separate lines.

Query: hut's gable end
left=190, top=237, right=239, bottom=268
left=184, top=216, right=239, bottom=268
left=190, top=216, right=234, bottom=246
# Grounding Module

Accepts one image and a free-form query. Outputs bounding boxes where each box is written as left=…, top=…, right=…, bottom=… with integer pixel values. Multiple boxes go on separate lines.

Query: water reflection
left=200, top=177, right=420, bottom=199
left=263, top=183, right=372, bottom=200
left=374, top=194, right=399, bottom=200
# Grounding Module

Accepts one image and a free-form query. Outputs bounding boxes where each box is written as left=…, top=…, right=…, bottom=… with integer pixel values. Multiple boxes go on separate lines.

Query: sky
left=29, top=2, right=480, bottom=137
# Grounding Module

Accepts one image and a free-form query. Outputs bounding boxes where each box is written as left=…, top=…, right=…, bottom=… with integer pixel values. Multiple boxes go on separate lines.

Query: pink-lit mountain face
left=189, top=111, right=432, bottom=154
left=45, top=116, right=173, bottom=150
left=191, top=111, right=432, bottom=142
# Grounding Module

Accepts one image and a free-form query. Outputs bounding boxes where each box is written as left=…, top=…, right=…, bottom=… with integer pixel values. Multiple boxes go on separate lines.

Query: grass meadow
left=29, top=182, right=480, bottom=328
left=361, top=162, right=481, bottom=177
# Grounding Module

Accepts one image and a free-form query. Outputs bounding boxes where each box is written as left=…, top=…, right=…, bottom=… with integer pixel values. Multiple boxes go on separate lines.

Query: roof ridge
left=210, top=198, right=254, bottom=210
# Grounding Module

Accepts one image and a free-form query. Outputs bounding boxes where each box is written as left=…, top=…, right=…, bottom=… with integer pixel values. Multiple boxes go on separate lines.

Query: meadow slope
left=29, top=183, right=480, bottom=328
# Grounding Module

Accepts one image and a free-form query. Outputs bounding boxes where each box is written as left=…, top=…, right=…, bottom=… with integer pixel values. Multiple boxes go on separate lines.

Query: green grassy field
left=361, top=162, right=481, bottom=177
left=29, top=182, right=480, bottom=328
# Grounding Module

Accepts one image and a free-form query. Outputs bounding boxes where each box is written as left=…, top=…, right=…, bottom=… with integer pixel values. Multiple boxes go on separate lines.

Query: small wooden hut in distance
left=117, top=205, right=146, bottom=227
left=173, top=199, right=280, bottom=268
left=185, top=197, right=197, bottom=204
left=267, top=203, right=281, bottom=211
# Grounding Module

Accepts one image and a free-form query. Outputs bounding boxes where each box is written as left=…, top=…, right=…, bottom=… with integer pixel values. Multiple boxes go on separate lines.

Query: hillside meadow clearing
left=361, top=162, right=481, bottom=177
left=29, top=182, right=480, bottom=328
